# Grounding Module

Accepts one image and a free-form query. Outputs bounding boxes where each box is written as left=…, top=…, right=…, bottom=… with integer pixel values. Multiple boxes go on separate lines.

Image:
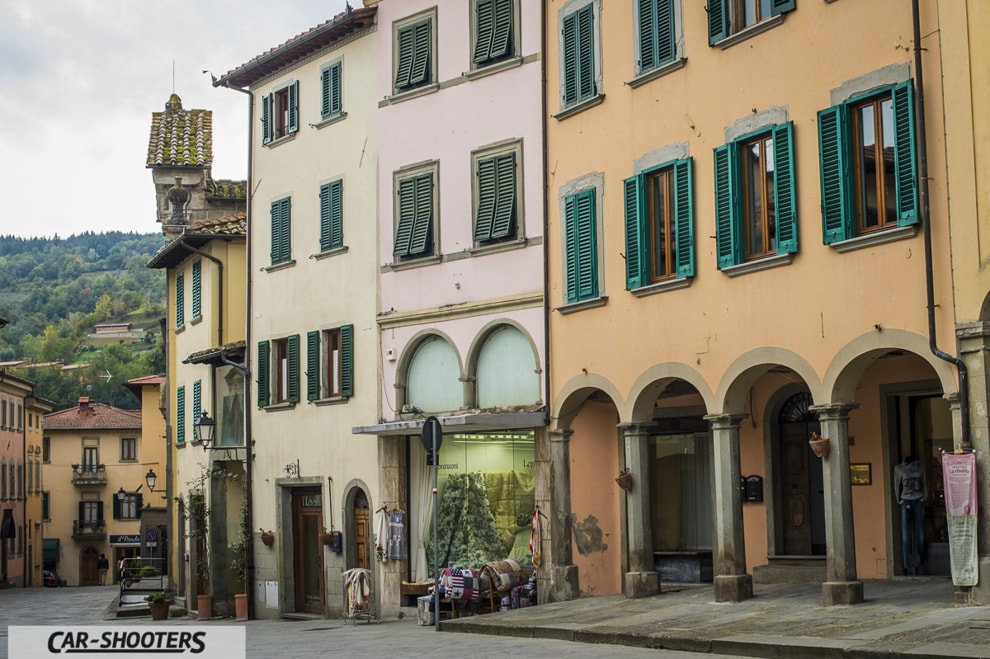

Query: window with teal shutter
left=319, top=180, right=344, bottom=252
left=193, top=380, right=201, bottom=422
left=262, top=82, right=298, bottom=142
left=474, top=0, right=513, bottom=66
left=707, top=0, right=796, bottom=45
left=637, top=0, right=675, bottom=74
left=561, top=3, right=596, bottom=108
left=270, top=197, right=292, bottom=264
left=191, top=260, right=201, bottom=318
left=340, top=324, right=354, bottom=398
left=564, top=189, right=598, bottom=303
left=176, top=385, right=185, bottom=444
left=307, top=330, right=321, bottom=402
left=320, top=62, right=343, bottom=120
left=175, top=273, right=184, bottom=327
left=287, top=334, right=300, bottom=404
left=42, top=491, right=49, bottom=520
left=257, top=341, right=270, bottom=408
left=261, top=93, right=273, bottom=144
left=287, top=81, right=299, bottom=134
left=474, top=153, right=517, bottom=243
left=393, top=172, right=434, bottom=259
left=395, top=18, right=432, bottom=90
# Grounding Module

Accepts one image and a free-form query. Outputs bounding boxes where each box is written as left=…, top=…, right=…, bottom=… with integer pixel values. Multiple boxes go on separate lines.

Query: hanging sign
left=942, top=451, right=978, bottom=586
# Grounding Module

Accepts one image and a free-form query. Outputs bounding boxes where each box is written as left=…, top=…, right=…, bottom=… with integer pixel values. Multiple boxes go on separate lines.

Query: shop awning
left=43, top=539, right=60, bottom=565
left=352, top=410, right=546, bottom=437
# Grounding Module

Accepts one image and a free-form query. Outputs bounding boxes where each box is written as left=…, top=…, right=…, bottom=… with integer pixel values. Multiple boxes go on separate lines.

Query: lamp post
left=194, top=411, right=216, bottom=450
left=145, top=468, right=158, bottom=492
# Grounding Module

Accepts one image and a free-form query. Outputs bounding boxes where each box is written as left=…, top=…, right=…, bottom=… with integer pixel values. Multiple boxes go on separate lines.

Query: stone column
left=547, top=428, right=580, bottom=602
left=619, top=422, right=659, bottom=598
left=705, top=413, right=753, bottom=602
left=811, top=402, right=863, bottom=605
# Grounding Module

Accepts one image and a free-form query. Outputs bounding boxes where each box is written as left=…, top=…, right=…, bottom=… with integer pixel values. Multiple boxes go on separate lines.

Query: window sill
left=467, top=236, right=539, bottom=258
left=830, top=225, right=918, bottom=253
left=464, top=56, right=523, bottom=81
left=384, top=254, right=442, bottom=272
left=630, top=276, right=692, bottom=298
left=556, top=295, right=608, bottom=315
left=263, top=259, right=297, bottom=273
left=714, top=15, right=785, bottom=50
left=262, top=402, right=296, bottom=412
left=263, top=132, right=298, bottom=149
left=190, top=316, right=203, bottom=326
left=553, top=93, right=605, bottom=121
left=312, top=246, right=349, bottom=261
left=176, top=441, right=187, bottom=450
left=720, top=252, right=793, bottom=278
left=175, top=325, right=186, bottom=335
left=385, top=83, right=440, bottom=106
left=627, top=58, right=687, bottom=89
left=312, top=112, right=347, bottom=130
left=313, top=396, right=349, bottom=407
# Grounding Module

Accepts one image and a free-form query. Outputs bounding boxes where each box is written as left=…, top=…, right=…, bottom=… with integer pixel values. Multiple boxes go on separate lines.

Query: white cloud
left=0, top=0, right=352, bottom=238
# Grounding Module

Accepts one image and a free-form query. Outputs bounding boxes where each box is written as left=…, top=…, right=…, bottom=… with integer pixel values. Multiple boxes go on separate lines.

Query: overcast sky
left=0, top=0, right=353, bottom=239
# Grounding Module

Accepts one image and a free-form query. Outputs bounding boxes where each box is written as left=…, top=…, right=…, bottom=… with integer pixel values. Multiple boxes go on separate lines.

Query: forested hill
left=0, top=231, right=167, bottom=410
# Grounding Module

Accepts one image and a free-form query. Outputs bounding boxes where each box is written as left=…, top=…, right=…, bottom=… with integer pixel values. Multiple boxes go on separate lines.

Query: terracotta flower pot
left=148, top=600, right=171, bottom=621
left=235, top=593, right=249, bottom=621
left=809, top=436, right=831, bottom=458
left=615, top=469, right=633, bottom=491
left=197, top=595, right=212, bottom=621
left=261, top=532, right=275, bottom=547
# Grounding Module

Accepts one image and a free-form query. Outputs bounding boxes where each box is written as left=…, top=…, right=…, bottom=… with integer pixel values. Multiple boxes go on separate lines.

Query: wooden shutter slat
left=409, top=21, right=431, bottom=86
left=288, top=81, right=299, bottom=134
left=892, top=81, right=919, bottom=226
left=287, top=334, right=300, bottom=404
left=307, top=330, right=320, bottom=402
left=340, top=324, right=354, bottom=398
left=818, top=105, right=849, bottom=243
left=408, top=173, right=433, bottom=255
left=474, top=157, right=497, bottom=241
left=638, top=0, right=656, bottom=71
left=773, top=122, right=798, bottom=254
left=707, top=0, right=728, bottom=45
left=490, top=153, right=516, bottom=239
left=674, top=158, right=695, bottom=278
left=489, top=0, right=513, bottom=60
left=714, top=143, right=739, bottom=268
left=474, top=0, right=495, bottom=63
left=623, top=175, right=644, bottom=289
left=394, top=177, right=418, bottom=256
left=257, top=341, right=270, bottom=408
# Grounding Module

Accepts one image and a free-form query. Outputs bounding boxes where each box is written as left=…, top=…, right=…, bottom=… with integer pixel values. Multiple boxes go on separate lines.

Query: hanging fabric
left=388, top=509, right=408, bottom=560
left=375, top=506, right=389, bottom=563
left=529, top=508, right=543, bottom=569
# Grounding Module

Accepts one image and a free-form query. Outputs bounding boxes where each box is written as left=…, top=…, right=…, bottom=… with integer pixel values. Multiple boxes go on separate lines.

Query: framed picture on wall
left=850, top=463, right=872, bottom=486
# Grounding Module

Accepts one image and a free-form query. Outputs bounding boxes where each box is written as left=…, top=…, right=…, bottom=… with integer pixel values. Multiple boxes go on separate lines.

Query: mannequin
left=893, top=455, right=927, bottom=575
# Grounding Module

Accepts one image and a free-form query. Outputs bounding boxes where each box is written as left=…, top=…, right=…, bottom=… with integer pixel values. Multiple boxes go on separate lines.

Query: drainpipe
left=911, top=0, right=970, bottom=445
left=177, top=236, right=223, bottom=349
left=214, top=78, right=255, bottom=618
left=541, top=0, right=551, bottom=429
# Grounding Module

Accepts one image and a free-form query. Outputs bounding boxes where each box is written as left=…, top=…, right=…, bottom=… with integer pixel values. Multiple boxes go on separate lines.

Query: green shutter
left=78, top=501, right=84, bottom=524
left=818, top=105, right=850, bottom=243
left=257, top=341, right=270, bottom=408
left=113, top=495, right=120, bottom=520
left=623, top=175, right=645, bottom=289
left=287, top=334, right=300, bottom=404
left=176, top=385, right=185, bottom=444
left=489, top=0, right=513, bottom=61
left=321, top=63, right=342, bottom=119
left=490, top=153, right=517, bottom=239
left=564, top=196, right=578, bottom=302
left=474, top=0, right=495, bottom=63
left=409, top=20, right=432, bottom=86
left=340, top=324, right=354, bottom=398
left=270, top=201, right=282, bottom=264
left=713, top=143, right=740, bottom=268
left=42, top=492, right=49, bottom=520
left=639, top=0, right=675, bottom=72
left=395, top=24, right=415, bottom=88
left=175, top=273, right=184, bottom=327
left=288, top=81, right=299, bottom=134
left=136, top=493, right=143, bottom=513
left=271, top=198, right=291, bottom=263
left=408, top=173, right=434, bottom=256
left=394, top=177, right=417, bottom=256
left=307, top=330, right=320, bottom=402
left=576, top=5, right=595, bottom=102
left=191, top=260, right=201, bottom=318
left=193, top=380, right=201, bottom=419
left=320, top=180, right=344, bottom=251
left=562, top=12, right=578, bottom=105
left=892, top=81, right=919, bottom=226
left=673, top=158, right=695, bottom=278
left=567, top=189, right=598, bottom=302
left=474, top=156, right=497, bottom=241
left=261, top=93, right=273, bottom=144
left=771, top=0, right=796, bottom=15
left=773, top=122, right=799, bottom=254
left=707, top=0, right=728, bottom=45
left=97, top=501, right=104, bottom=523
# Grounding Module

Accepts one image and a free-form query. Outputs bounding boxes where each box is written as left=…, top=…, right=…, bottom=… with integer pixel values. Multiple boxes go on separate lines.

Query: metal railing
left=71, top=464, right=107, bottom=485
left=72, top=520, right=106, bottom=540
left=118, top=557, right=168, bottom=605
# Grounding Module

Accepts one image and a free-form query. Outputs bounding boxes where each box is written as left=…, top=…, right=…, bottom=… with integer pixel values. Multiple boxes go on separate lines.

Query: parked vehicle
left=43, top=570, right=66, bottom=587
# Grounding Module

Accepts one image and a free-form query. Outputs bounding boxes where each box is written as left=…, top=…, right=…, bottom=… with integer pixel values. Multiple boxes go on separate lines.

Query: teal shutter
left=307, top=330, right=320, bottom=401
left=340, top=324, right=354, bottom=398
left=405, top=20, right=432, bottom=88
left=623, top=175, right=645, bottom=290
left=408, top=174, right=434, bottom=256
left=892, top=81, right=919, bottom=226
left=136, top=493, right=143, bottom=513
left=261, top=93, right=273, bottom=144
left=818, top=105, right=850, bottom=243
left=572, top=190, right=598, bottom=301
left=771, top=0, right=797, bottom=15
left=175, top=274, right=184, bottom=327
left=564, top=196, right=579, bottom=302
left=191, top=260, right=201, bottom=318
left=491, top=153, right=516, bottom=239
left=113, top=495, right=120, bottom=520
left=176, top=385, right=185, bottom=444
left=673, top=158, right=695, bottom=278
left=270, top=201, right=282, bottom=263
left=320, top=180, right=344, bottom=251
left=287, top=335, right=300, bottom=404
left=562, top=11, right=578, bottom=105
left=576, top=5, right=595, bottom=102
left=394, top=177, right=417, bottom=256
left=257, top=341, right=270, bottom=408
left=639, top=0, right=674, bottom=73
left=475, top=156, right=497, bottom=241
left=270, top=198, right=291, bottom=263
left=772, top=122, right=798, bottom=254
left=193, top=380, right=201, bottom=419
left=713, top=143, right=740, bottom=268
left=321, top=63, right=342, bottom=119
left=489, top=0, right=513, bottom=61
left=395, top=24, right=415, bottom=88
left=474, top=0, right=495, bottom=63
left=707, top=0, right=728, bottom=45
left=288, top=81, right=299, bottom=134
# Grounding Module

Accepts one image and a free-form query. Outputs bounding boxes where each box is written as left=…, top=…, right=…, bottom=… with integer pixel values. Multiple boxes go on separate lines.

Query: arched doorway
left=80, top=547, right=99, bottom=586
left=349, top=489, right=370, bottom=570
left=776, top=392, right=825, bottom=556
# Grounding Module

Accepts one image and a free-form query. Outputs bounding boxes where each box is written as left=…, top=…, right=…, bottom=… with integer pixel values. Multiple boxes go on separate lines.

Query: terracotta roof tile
left=147, top=94, right=213, bottom=167
left=188, top=213, right=247, bottom=236
left=44, top=402, right=141, bottom=430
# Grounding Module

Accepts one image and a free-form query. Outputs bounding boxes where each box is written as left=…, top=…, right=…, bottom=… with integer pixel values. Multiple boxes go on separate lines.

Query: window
left=176, top=385, right=186, bottom=444
left=394, top=14, right=434, bottom=93
left=1, top=396, right=6, bottom=429
left=708, top=0, right=795, bottom=44
left=80, top=501, right=102, bottom=525
left=42, top=492, right=50, bottom=520
left=121, top=438, right=136, bottom=462
left=713, top=122, right=797, bottom=269
left=623, top=158, right=694, bottom=289
left=473, top=0, right=514, bottom=68
left=257, top=336, right=300, bottom=407
left=563, top=189, right=599, bottom=303
left=82, top=446, right=99, bottom=470
left=27, top=456, right=32, bottom=494
left=319, top=180, right=344, bottom=252
left=393, top=166, right=438, bottom=261
left=1, top=458, right=6, bottom=499
left=43, top=437, right=50, bottom=463
left=320, top=61, right=343, bottom=120
left=262, top=81, right=299, bottom=144
left=636, top=0, right=677, bottom=75
left=270, top=197, right=292, bottom=265
left=560, top=2, right=598, bottom=109
left=17, top=461, right=23, bottom=499
left=819, top=82, right=918, bottom=244
left=114, top=493, right=142, bottom=520
left=193, top=380, right=202, bottom=424
left=307, top=325, right=354, bottom=401
left=191, top=260, right=202, bottom=319
left=175, top=273, right=185, bottom=327
left=473, top=147, right=520, bottom=245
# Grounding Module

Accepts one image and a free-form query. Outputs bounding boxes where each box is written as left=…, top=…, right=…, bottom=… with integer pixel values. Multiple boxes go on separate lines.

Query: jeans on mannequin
left=900, top=499, right=925, bottom=573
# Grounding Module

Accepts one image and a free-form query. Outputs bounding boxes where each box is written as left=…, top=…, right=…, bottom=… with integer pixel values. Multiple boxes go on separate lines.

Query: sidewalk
left=441, top=576, right=990, bottom=658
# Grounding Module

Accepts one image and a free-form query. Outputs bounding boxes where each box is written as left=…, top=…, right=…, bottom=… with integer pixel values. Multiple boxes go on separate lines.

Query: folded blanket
left=437, top=567, right=479, bottom=601
left=479, top=558, right=530, bottom=593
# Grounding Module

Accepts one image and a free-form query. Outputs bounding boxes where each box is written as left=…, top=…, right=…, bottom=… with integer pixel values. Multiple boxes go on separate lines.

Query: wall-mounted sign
left=109, top=535, right=141, bottom=544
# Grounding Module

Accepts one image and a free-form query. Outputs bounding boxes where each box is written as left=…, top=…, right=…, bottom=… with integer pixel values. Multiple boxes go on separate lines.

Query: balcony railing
left=71, top=464, right=107, bottom=485
left=72, top=520, right=106, bottom=540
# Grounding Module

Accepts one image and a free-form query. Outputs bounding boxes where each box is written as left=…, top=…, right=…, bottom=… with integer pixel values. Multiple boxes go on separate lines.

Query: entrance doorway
left=350, top=489, right=370, bottom=570
left=292, top=488, right=324, bottom=613
left=80, top=547, right=99, bottom=586
left=777, top=392, right=825, bottom=556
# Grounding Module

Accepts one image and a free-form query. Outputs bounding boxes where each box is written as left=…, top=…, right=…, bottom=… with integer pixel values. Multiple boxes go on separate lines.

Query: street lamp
left=145, top=468, right=158, bottom=492
left=194, top=410, right=216, bottom=450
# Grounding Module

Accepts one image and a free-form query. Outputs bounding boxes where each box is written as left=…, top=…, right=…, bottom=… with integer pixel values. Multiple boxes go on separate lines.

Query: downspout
left=541, top=0, right=551, bottom=429
left=215, top=79, right=256, bottom=618
left=912, top=0, right=971, bottom=445
left=177, top=237, right=223, bottom=349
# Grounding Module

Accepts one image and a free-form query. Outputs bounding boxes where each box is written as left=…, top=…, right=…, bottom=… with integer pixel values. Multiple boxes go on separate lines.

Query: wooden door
left=80, top=547, right=99, bottom=586
left=353, top=507, right=370, bottom=570
left=780, top=423, right=812, bottom=555
left=292, top=489, right=324, bottom=614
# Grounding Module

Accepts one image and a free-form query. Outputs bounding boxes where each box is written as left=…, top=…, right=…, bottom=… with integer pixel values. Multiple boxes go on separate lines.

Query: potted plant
left=320, top=528, right=335, bottom=546
left=145, top=592, right=172, bottom=621
left=260, top=529, right=275, bottom=547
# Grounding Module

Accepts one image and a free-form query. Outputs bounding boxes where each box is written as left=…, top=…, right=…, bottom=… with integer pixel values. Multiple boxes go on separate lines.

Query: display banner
left=942, top=451, right=978, bottom=587
left=9, top=626, right=245, bottom=659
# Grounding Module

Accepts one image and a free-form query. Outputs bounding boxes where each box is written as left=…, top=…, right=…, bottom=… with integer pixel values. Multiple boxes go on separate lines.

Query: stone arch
left=396, top=330, right=464, bottom=413
left=552, top=373, right=625, bottom=430
left=980, top=290, right=990, bottom=321
left=716, top=348, right=824, bottom=414
left=824, top=329, right=957, bottom=403
left=465, top=320, right=542, bottom=409
left=627, top=362, right=716, bottom=423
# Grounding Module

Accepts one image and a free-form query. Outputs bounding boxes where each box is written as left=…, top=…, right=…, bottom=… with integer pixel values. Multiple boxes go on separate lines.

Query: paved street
left=0, top=585, right=753, bottom=659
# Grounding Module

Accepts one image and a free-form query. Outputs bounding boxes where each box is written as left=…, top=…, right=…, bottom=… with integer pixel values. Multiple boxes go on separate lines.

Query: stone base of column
left=963, top=557, right=990, bottom=606
left=714, top=574, right=753, bottom=602
left=548, top=565, right=580, bottom=602
left=623, top=571, right=660, bottom=599
left=821, top=580, right=863, bottom=606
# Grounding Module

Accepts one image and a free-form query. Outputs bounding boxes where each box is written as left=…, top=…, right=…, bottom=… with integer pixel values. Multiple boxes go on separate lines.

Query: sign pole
left=421, top=416, right=443, bottom=632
